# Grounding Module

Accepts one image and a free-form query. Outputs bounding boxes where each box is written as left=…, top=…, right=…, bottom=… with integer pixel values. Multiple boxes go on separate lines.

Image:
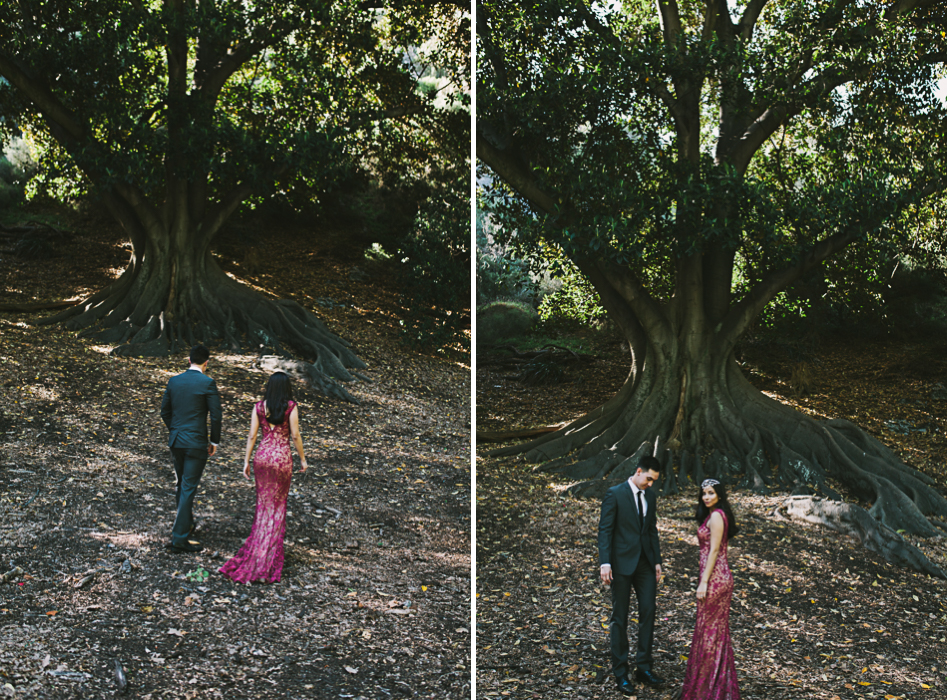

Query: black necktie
left=636, top=490, right=645, bottom=529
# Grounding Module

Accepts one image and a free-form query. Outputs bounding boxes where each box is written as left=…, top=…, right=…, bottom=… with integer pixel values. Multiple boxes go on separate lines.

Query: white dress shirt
left=628, top=476, right=647, bottom=519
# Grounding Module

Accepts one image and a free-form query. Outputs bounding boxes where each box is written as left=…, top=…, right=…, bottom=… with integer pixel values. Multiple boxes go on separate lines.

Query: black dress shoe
left=635, top=669, right=665, bottom=686
left=616, top=675, right=635, bottom=696
left=170, top=540, right=203, bottom=553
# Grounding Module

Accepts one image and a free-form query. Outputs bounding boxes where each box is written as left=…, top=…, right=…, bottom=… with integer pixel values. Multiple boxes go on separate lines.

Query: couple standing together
left=160, top=344, right=308, bottom=584
left=598, top=455, right=741, bottom=699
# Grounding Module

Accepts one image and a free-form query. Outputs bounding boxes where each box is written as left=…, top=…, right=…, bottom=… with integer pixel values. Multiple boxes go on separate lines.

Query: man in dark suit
left=598, top=455, right=665, bottom=696
left=161, top=344, right=222, bottom=553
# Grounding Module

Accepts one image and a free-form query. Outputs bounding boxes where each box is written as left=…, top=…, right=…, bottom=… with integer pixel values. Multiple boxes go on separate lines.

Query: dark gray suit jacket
left=160, top=369, right=222, bottom=449
left=598, top=481, right=662, bottom=575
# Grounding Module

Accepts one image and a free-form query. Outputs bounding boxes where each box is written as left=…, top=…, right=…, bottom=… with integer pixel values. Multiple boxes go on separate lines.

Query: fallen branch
left=480, top=346, right=597, bottom=370
left=0, top=221, right=72, bottom=237
left=0, top=566, right=24, bottom=583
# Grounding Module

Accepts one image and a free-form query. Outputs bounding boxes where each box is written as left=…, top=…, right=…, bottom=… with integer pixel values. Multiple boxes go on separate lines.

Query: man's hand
left=600, top=564, right=613, bottom=585
left=655, top=564, right=663, bottom=585
left=207, top=444, right=217, bottom=457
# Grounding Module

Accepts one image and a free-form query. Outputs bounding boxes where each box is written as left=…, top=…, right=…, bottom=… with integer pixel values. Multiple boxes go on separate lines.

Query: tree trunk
left=41, top=218, right=366, bottom=402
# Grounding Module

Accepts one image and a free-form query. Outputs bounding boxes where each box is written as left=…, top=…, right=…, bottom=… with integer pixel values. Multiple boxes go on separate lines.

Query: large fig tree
left=0, top=0, right=468, bottom=400
left=478, top=0, right=947, bottom=545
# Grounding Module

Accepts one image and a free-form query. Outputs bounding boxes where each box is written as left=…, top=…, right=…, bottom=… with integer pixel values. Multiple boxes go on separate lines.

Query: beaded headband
left=701, top=478, right=721, bottom=489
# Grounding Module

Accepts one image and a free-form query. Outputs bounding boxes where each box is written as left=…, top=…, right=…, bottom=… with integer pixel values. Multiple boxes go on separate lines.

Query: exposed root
left=500, top=363, right=947, bottom=576
left=776, top=496, right=947, bottom=579
left=256, top=356, right=359, bottom=404
left=39, top=265, right=366, bottom=402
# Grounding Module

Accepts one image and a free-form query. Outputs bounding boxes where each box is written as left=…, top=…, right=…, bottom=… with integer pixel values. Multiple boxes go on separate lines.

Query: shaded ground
left=0, top=202, right=471, bottom=699
left=477, top=325, right=947, bottom=699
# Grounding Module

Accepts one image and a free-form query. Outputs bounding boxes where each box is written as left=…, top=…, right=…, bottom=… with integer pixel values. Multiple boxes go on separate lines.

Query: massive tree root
left=775, top=495, right=946, bottom=579
left=489, top=352, right=947, bottom=575
left=40, top=246, right=366, bottom=402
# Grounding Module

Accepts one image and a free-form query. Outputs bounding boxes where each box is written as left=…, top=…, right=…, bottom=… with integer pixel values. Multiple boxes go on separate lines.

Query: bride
left=680, top=479, right=741, bottom=700
left=219, top=372, right=307, bottom=584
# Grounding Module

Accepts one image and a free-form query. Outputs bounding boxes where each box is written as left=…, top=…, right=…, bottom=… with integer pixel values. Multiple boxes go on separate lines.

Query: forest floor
left=477, top=324, right=947, bottom=700
left=0, top=201, right=471, bottom=699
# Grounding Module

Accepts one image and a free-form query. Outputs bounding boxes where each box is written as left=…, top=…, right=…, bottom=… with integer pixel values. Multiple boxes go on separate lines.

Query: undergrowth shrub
left=476, top=210, right=534, bottom=306
left=477, top=300, right=538, bottom=348
left=397, top=175, right=470, bottom=351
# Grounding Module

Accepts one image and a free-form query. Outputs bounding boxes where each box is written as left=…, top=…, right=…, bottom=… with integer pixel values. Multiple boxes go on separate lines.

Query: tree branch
left=199, top=163, right=290, bottom=244
left=476, top=126, right=559, bottom=217
left=0, top=54, right=86, bottom=141
left=597, top=258, right=672, bottom=341
left=574, top=0, right=621, bottom=49
left=656, top=0, right=683, bottom=45
left=738, top=0, right=770, bottom=42
left=721, top=228, right=862, bottom=344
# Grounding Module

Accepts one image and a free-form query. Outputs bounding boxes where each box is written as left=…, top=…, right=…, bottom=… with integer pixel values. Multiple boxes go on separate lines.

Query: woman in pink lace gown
left=681, top=479, right=741, bottom=700
left=220, top=372, right=307, bottom=584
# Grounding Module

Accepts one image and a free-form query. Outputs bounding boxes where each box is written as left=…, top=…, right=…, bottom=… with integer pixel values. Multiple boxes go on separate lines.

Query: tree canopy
left=478, top=0, right=947, bottom=572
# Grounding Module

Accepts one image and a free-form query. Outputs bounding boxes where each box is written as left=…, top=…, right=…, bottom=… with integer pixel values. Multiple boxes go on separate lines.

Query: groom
left=160, top=344, right=222, bottom=553
left=598, top=455, right=665, bottom=696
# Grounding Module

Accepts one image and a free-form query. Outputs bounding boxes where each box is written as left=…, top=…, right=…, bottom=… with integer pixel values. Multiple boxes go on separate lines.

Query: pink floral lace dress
left=681, top=509, right=740, bottom=700
left=219, top=400, right=296, bottom=584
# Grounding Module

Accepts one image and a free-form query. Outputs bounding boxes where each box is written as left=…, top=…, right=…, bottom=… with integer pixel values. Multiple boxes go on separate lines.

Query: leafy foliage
left=397, top=173, right=470, bottom=351
left=535, top=245, right=606, bottom=325
left=478, top=0, right=947, bottom=317
left=476, top=208, right=534, bottom=306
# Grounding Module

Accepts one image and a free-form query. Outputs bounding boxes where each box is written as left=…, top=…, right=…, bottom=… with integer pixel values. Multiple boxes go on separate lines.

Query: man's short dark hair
left=639, top=455, right=661, bottom=474
left=190, top=344, right=210, bottom=365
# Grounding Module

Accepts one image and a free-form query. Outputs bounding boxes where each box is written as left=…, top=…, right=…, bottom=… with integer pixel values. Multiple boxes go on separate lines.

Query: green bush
left=476, top=210, right=534, bottom=306
left=397, top=175, right=470, bottom=351
left=536, top=250, right=606, bottom=325
left=477, top=300, right=538, bottom=347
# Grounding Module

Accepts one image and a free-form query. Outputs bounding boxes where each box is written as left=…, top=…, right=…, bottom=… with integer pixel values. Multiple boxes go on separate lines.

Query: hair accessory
left=701, top=478, right=721, bottom=489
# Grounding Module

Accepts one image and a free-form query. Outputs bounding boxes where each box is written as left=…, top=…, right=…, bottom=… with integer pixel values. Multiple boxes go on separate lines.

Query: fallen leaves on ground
left=477, top=327, right=947, bottom=699
left=0, top=203, right=470, bottom=699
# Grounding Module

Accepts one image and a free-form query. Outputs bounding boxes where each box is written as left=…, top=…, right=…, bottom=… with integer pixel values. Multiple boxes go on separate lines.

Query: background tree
left=478, top=0, right=947, bottom=555
left=0, top=0, right=469, bottom=400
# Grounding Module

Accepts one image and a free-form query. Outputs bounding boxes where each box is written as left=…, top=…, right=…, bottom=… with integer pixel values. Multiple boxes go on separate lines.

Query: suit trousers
left=609, top=554, right=657, bottom=678
left=170, top=446, right=207, bottom=546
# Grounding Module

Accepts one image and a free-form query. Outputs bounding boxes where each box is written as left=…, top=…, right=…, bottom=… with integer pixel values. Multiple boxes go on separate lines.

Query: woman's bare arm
left=289, top=405, right=307, bottom=471
left=243, top=408, right=260, bottom=480
left=697, top=510, right=725, bottom=600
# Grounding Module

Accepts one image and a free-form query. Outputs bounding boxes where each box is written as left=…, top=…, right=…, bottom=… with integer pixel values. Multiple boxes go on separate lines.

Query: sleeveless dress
left=681, top=509, right=740, bottom=700
left=219, top=400, right=296, bottom=584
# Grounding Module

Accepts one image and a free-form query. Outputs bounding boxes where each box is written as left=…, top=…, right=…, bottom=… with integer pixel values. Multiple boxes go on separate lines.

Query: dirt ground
left=0, top=203, right=471, bottom=699
left=477, top=327, right=947, bottom=700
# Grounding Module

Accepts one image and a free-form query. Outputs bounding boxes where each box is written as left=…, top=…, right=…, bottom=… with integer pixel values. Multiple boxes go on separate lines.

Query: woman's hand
left=299, top=459, right=308, bottom=473
left=696, top=582, right=708, bottom=600
left=243, top=462, right=252, bottom=480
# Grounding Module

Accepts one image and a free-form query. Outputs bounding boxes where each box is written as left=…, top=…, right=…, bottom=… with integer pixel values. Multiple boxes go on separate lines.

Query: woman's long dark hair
left=262, top=372, right=294, bottom=425
left=695, top=481, right=740, bottom=539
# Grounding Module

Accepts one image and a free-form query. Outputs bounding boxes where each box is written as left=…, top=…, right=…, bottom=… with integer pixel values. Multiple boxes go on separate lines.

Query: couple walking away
left=160, top=345, right=308, bottom=583
left=598, top=455, right=741, bottom=699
